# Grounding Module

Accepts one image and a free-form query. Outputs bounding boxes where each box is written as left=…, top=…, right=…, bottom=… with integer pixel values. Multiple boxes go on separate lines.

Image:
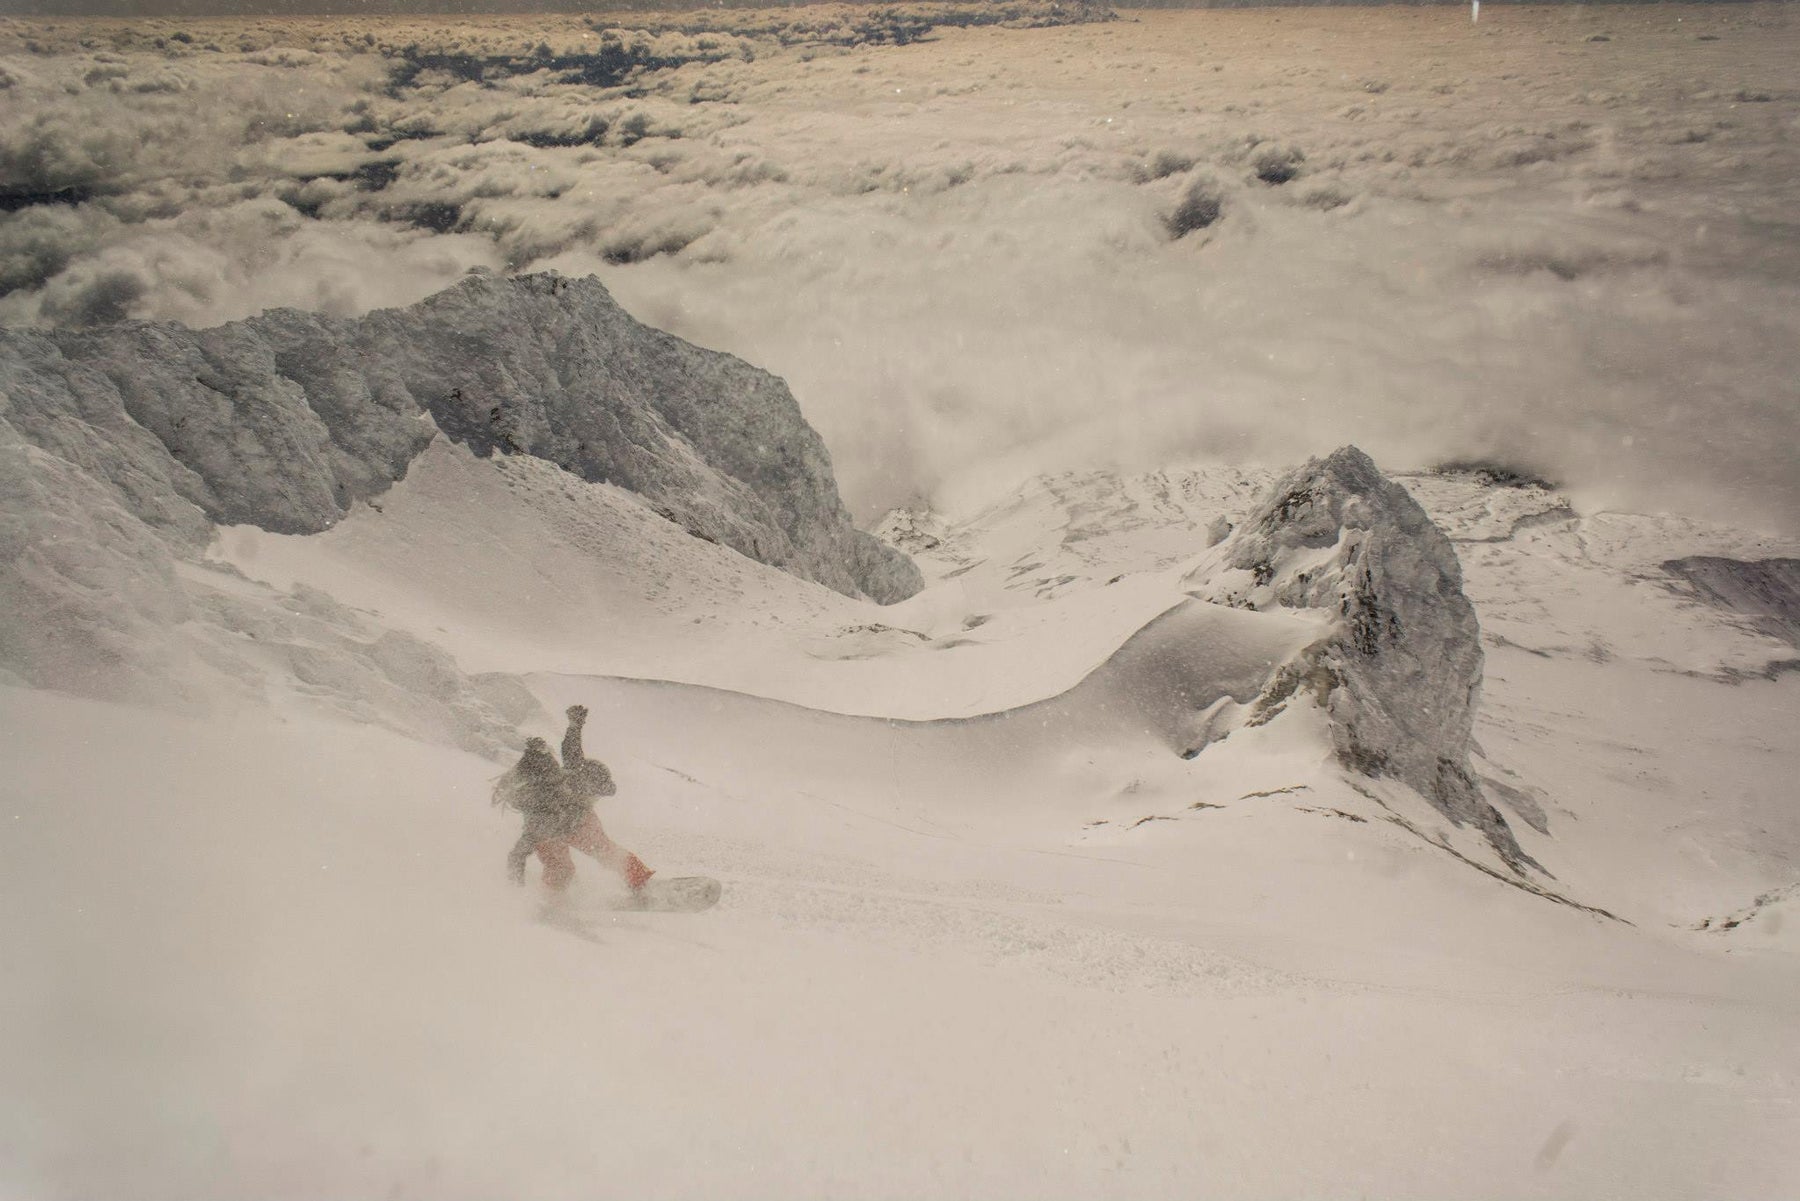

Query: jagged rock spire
left=1201, top=446, right=1534, bottom=872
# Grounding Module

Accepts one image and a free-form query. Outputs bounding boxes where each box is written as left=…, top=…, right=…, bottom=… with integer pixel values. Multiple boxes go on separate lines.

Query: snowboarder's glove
left=566, top=704, right=589, bottom=725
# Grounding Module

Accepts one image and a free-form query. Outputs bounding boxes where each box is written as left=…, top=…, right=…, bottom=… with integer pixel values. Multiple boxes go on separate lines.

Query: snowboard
left=612, top=875, right=722, bottom=913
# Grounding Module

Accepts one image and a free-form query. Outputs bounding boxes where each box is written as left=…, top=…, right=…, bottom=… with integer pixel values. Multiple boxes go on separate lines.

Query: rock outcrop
left=5, top=271, right=920, bottom=604
left=0, top=271, right=919, bottom=741
left=1194, top=446, right=1533, bottom=871
left=1663, top=556, right=1800, bottom=649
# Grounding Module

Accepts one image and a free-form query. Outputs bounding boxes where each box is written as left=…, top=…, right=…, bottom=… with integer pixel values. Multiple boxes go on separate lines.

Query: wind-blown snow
left=4, top=7, right=1800, bottom=1197
left=7, top=495, right=1800, bottom=1198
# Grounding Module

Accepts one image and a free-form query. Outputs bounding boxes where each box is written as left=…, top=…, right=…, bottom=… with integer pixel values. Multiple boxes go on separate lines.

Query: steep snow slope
left=0, top=271, right=924, bottom=725
left=5, top=662, right=1797, bottom=1200
left=216, top=437, right=1237, bottom=718
left=6, top=435, right=1799, bottom=1198
left=1404, top=471, right=1800, bottom=933
left=216, top=440, right=1800, bottom=928
left=0, top=423, right=530, bottom=750
left=219, top=435, right=1538, bottom=911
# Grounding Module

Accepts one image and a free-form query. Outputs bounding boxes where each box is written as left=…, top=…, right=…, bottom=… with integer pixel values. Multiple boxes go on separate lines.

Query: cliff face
left=1194, top=446, right=1532, bottom=870
left=8, top=271, right=920, bottom=604
left=0, top=271, right=919, bottom=737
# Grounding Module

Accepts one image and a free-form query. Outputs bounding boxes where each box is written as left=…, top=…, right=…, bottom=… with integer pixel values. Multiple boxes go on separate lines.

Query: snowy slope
left=4, top=6, right=1799, bottom=1192
left=0, top=272, right=921, bottom=622
left=214, top=438, right=1296, bottom=721
left=211, top=441, right=1800, bottom=929
left=1404, top=471, right=1800, bottom=935
left=4, top=663, right=1797, bottom=1200
left=6, top=443, right=1800, bottom=1199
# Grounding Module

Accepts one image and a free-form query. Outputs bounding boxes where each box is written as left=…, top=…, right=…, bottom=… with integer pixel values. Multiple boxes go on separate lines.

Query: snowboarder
left=499, top=705, right=654, bottom=893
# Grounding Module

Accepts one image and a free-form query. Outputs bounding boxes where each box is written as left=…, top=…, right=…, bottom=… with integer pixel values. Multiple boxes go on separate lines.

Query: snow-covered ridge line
left=536, top=593, right=1318, bottom=736
left=1, top=270, right=920, bottom=604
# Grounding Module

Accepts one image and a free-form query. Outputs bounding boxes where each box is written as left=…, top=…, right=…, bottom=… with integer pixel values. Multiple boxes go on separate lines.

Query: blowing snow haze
left=6, top=4, right=1800, bottom=1198
left=1, top=2, right=1797, bottom=532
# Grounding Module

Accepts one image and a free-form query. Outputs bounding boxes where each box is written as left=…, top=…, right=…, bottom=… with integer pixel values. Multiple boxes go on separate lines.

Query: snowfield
left=7, top=439, right=1800, bottom=1200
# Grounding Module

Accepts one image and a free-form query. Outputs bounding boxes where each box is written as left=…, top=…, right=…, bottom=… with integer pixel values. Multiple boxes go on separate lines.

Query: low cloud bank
left=2, top=6, right=1796, bottom=532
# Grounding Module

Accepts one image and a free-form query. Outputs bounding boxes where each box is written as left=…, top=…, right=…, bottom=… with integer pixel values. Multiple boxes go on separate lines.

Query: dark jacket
left=494, top=740, right=585, bottom=819
left=561, top=721, right=616, bottom=800
left=502, top=721, right=616, bottom=882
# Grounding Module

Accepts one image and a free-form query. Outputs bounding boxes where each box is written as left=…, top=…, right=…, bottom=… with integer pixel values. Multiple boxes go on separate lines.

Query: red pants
left=535, top=812, right=643, bottom=891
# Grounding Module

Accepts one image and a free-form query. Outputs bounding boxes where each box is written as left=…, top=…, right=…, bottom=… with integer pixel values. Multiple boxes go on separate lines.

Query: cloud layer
left=3, top=4, right=1797, bottom=532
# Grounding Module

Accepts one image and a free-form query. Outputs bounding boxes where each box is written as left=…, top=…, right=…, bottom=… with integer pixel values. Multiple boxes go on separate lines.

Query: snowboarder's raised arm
left=560, top=703, right=616, bottom=799
left=561, top=704, right=588, bottom=768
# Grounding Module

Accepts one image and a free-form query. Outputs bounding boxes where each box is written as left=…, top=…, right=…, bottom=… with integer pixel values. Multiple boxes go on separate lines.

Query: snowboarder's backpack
left=489, top=756, right=558, bottom=813
left=491, top=765, right=538, bottom=812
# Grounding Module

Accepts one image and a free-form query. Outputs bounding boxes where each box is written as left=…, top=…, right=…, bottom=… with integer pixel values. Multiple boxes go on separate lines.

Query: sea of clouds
left=2, top=5, right=1796, bottom=532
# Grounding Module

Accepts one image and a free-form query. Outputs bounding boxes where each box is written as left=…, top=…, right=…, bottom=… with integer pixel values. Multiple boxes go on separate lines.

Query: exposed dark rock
left=1201, top=446, right=1535, bottom=872
left=0, top=184, right=96, bottom=213
left=1250, top=143, right=1304, bottom=186
left=1164, top=178, right=1223, bottom=238
left=1663, top=556, right=1800, bottom=648
left=1431, top=457, right=1559, bottom=491
left=9, top=271, right=919, bottom=604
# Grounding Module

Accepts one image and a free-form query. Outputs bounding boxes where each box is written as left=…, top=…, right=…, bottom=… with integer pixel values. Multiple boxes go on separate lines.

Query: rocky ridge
left=0, top=271, right=918, bottom=732
left=1192, top=446, right=1533, bottom=871
left=872, top=451, right=1533, bottom=871
left=5, top=271, right=918, bottom=605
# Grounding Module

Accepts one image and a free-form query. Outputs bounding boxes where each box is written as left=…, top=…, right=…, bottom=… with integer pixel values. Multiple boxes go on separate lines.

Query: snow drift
left=0, top=417, right=530, bottom=746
